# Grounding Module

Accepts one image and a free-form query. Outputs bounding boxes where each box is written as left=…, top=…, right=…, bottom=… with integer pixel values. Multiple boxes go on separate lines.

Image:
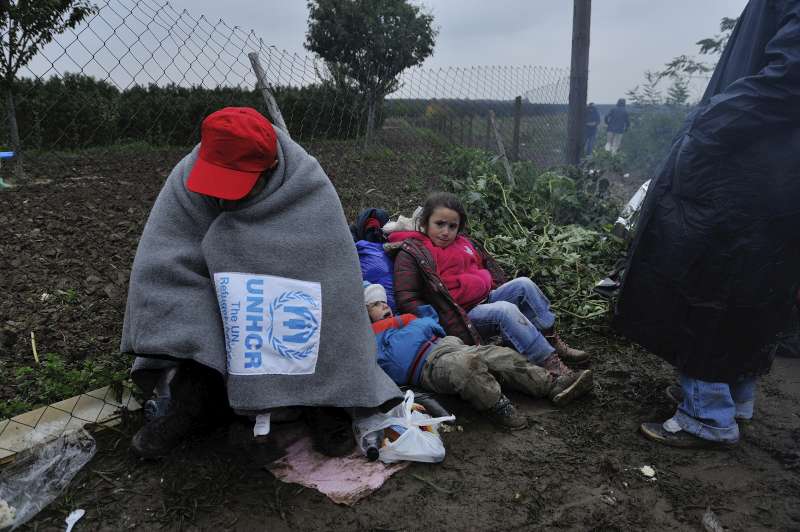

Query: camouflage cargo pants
left=420, top=336, right=551, bottom=412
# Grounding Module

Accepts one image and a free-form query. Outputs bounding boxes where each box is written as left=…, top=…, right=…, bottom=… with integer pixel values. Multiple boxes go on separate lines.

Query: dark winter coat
left=350, top=207, right=389, bottom=243
left=614, top=0, right=800, bottom=382
left=390, top=237, right=507, bottom=345
left=604, top=105, right=630, bottom=133
left=585, top=105, right=601, bottom=135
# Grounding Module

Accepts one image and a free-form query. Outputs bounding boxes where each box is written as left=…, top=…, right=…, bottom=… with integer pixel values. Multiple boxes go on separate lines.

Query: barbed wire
left=1, top=0, right=570, bottom=175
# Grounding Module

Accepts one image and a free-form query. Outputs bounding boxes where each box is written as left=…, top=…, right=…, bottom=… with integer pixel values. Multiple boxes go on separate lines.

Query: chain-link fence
left=0, top=384, right=140, bottom=465
left=0, top=0, right=571, bottom=455
left=1, top=0, right=570, bottom=178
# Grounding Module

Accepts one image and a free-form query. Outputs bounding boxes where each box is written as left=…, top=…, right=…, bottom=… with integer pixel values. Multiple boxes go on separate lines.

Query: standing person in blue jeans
left=603, top=98, right=630, bottom=154
left=617, top=0, right=800, bottom=448
left=584, top=102, right=601, bottom=156
left=390, top=192, right=594, bottom=389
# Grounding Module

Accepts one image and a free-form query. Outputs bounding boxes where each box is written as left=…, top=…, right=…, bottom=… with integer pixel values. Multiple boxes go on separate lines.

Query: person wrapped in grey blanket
left=121, top=107, right=401, bottom=458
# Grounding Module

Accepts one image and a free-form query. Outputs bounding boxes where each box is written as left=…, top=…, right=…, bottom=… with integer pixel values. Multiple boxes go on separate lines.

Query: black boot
left=305, top=407, right=355, bottom=457
left=131, top=362, right=230, bottom=459
left=485, top=395, right=528, bottom=431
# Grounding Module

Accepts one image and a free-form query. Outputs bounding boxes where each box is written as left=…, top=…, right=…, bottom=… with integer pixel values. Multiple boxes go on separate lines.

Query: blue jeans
left=584, top=131, right=597, bottom=156
left=467, top=277, right=556, bottom=365
left=669, top=374, right=757, bottom=443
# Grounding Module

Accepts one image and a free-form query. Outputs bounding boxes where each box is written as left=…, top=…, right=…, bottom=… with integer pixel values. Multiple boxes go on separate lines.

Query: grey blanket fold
left=122, top=128, right=400, bottom=411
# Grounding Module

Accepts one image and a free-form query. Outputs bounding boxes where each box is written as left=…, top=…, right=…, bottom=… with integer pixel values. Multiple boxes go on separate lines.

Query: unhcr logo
left=266, top=290, right=320, bottom=361
left=244, top=280, right=320, bottom=366
left=215, top=272, right=322, bottom=375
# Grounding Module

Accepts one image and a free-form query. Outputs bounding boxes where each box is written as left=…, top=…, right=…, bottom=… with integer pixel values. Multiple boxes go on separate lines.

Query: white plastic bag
left=361, top=390, right=455, bottom=464
left=612, top=179, right=651, bottom=239
left=0, top=429, right=96, bottom=530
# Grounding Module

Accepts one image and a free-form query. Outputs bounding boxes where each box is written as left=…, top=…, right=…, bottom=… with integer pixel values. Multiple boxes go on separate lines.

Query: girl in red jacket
left=390, top=192, right=591, bottom=383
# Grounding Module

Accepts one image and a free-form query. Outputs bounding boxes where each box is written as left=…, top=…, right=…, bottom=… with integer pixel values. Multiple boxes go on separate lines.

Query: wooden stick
left=489, top=110, right=515, bottom=187
left=247, top=52, right=289, bottom=134
left=30, top=331, right=39, bottom=365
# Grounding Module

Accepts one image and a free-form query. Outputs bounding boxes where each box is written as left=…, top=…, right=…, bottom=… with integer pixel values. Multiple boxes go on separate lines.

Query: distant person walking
left=584, top=102, right=601, bottom=156
left=604, top=99, right=630, bottom=154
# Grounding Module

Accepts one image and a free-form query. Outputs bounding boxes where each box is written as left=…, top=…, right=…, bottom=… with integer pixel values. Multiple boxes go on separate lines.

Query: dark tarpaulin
left=614, top=0, right=800, bottom=382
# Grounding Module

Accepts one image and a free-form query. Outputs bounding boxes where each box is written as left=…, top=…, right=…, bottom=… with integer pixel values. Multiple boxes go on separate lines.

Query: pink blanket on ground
left=267, top=433, right=408, bottom=505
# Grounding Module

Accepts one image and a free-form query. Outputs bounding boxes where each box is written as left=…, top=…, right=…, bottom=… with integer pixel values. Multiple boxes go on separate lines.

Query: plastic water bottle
left=361, top=429, right=383, bottom=461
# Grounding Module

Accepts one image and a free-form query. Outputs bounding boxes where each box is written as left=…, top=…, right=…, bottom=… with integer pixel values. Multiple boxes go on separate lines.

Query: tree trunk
left=363, top=92, right=376, bottom=149
left=5, top=87, right=24, bottom=182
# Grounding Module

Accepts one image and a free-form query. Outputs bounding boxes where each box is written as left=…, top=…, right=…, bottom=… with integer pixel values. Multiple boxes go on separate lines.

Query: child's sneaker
left=543, top=354, right=593, bottom=406
left=486, top=395, right=528, bottom=431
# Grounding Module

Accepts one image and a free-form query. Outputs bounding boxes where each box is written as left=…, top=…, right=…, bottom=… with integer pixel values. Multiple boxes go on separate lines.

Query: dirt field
left=2, top=144, right=799, bottom=531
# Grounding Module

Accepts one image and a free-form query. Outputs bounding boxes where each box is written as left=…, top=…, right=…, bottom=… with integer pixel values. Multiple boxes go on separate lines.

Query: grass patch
left=1, top=353, right=131, bottom=420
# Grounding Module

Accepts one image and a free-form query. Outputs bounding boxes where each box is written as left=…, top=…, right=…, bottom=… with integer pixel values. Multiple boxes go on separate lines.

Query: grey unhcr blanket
left=121, top=128, right=400, bottom=412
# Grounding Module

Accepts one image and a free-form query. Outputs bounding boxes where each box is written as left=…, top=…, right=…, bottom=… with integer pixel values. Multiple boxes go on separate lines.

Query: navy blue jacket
left=585, top=105, right=601, bottom=134
left=604, top=106, right=630, bottom=133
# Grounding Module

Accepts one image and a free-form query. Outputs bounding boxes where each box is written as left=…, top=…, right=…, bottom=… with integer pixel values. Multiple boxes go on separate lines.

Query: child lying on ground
left=364, top=282, right=593, bottom=430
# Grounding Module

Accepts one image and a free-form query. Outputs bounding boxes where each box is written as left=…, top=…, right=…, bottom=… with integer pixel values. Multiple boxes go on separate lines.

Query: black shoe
left=639, top=422, right=736, bottom=449
left=305, top=407, right=355, bottom=457
left=131, top=362, right=230, bottom=459
left=131, top=413, right=200, bottom=459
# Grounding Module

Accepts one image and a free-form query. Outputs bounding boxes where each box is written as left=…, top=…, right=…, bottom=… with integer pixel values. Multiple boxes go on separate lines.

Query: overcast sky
left=164, top=0, right=749, bottom=103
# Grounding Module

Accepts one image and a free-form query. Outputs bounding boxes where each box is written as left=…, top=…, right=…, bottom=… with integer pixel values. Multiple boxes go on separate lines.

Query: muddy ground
left=1, top=143, right=799, bottom=531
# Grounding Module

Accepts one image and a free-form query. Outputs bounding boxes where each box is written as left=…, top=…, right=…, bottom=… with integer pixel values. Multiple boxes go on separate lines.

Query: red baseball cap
left=186, top=107, right=278, bottom=200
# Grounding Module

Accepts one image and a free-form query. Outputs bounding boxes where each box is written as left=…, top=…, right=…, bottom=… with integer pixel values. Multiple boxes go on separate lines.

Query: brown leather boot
left=542, top=354, right=593, bottom=406
left=544, top=330, right=590, bottom=366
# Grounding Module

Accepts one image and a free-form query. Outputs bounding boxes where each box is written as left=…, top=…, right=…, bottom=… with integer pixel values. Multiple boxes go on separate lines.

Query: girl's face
left=423, top=207, right=460, bottom=248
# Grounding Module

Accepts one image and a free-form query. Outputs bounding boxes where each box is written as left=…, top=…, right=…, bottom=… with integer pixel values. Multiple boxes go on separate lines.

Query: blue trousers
left=669, top=374, right=757, bottom=443
left=467, top=277, right=556, bottom=365
left=584, top=131, right=597, bottom=156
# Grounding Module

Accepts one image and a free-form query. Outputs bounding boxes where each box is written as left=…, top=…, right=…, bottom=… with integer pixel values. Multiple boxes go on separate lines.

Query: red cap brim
left=186, top=156, right=261, bottom=200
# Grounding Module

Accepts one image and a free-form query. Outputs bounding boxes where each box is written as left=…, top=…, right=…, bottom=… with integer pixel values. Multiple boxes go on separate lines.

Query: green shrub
left=3, top=353, right=130, bottom=419
left=618, top=105, right=688, bottom=177
left=274, top=82, right=369, bottom=140
left=2, top=73, right=372, bottom=150
left=13, top=74, right=120, bottom=149
left=445, top=148, right=623, bottom=322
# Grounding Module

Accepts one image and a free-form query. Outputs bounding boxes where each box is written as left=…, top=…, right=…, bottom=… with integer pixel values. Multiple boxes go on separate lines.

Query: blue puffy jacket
left=373, top=305, right=445, bottom=385
left=357, top=240, right=396, bottom=310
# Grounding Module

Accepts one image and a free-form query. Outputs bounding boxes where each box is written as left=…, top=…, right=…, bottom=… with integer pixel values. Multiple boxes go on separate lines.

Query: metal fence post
left=486, top=114, right=492, bottom=149
left=511, top=95, right=522, bottom=161
left=566, top=0, right=592, bottom=165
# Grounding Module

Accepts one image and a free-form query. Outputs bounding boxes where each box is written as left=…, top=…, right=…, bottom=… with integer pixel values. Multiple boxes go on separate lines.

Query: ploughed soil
left=1, top=143, right=799, bottom=531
